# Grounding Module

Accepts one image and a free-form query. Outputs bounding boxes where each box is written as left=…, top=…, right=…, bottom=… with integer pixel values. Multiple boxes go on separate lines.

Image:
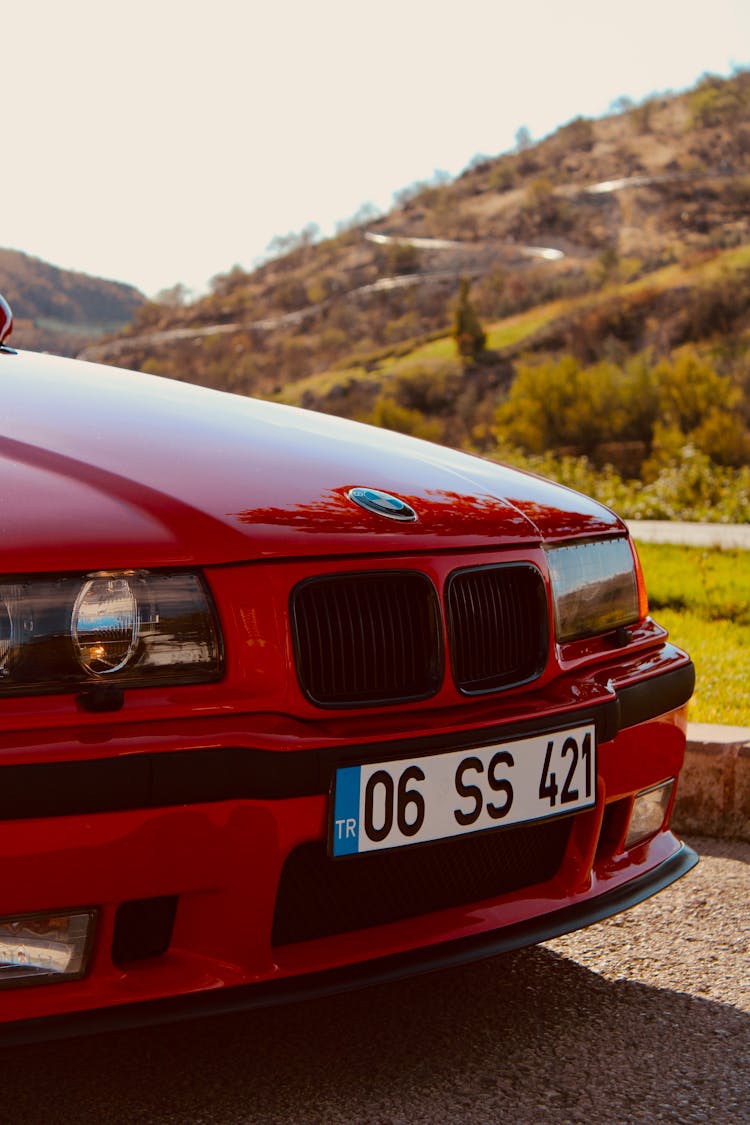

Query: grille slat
left=292, top=572, right=442, bottom=707
left=291, top=563, right=548, bottom=707
left=273, top=816, right=571, bottom=946
left=447, top=564, right=547, bottom=694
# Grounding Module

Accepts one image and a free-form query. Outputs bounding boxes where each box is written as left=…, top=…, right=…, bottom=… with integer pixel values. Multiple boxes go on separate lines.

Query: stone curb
left=671, top=724, right=750, bottom=842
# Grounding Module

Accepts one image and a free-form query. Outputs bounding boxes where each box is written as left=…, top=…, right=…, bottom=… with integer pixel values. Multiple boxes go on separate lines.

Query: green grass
left=391, top=243, right=750, bottom=371
left=485, top=306, right=560, bottom=349
left=275, top=241, right=750, bottom=407
left=652, top=609, right=750, bottom=725
left=274, top=364, right=377, bottom=406
left=408, top=337, right=455, bottom=360
left=635, top=542, right=750, bottom=725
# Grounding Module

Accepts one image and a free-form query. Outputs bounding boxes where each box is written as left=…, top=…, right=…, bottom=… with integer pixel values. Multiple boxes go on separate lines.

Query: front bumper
left=0, top=657, right=696, bottom=1041
left=2, top=843, right=697, bottom=1046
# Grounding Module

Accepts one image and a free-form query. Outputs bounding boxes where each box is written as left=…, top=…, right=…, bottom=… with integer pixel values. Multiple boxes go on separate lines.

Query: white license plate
left=330, top=725, right=596, bottom=857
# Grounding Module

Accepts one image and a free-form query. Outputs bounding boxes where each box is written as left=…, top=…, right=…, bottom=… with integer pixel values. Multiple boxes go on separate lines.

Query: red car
left=0, top=296, right=696, bottom=1042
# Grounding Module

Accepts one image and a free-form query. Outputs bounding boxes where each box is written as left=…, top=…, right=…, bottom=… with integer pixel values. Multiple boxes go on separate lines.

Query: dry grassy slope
left=80, top=73, right=750, bottom=412
left=0, top=248, right=144, bottom=356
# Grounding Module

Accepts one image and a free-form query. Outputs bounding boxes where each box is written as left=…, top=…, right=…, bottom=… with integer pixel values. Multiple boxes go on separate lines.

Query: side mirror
left=0, top=293, right=13, bottom=346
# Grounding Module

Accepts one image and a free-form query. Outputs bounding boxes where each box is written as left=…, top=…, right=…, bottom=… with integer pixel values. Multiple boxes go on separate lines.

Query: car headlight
left=0, top=570, right=222, bottom=696
left=547, top=537, right=647, bottom=643
left=73, top=576, right=140, bottom=674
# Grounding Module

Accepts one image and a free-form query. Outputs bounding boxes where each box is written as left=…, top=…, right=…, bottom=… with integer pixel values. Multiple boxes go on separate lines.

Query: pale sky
left=2, top=0, right=748, bottom=297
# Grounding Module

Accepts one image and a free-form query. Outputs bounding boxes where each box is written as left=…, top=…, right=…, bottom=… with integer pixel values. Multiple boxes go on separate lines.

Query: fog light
left=625, top=780, right=675, bottom=850
left=0, top=909, right=95, bottom=987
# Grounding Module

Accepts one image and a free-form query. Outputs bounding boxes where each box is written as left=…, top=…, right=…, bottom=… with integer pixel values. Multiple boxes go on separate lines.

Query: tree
left=264, top=224, right=321, bottom=261
left=335, top=201, right=381, bottom=233
left=209, top=265, right=247, bottom=296
left=154, top=282, right=191, bottom=308
left=452, top=278, right=486, bottom=363
left=609, top=95, right=635, bottom=115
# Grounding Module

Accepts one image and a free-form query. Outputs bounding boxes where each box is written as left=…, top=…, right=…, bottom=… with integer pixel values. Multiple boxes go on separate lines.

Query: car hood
left=1, top=351, right=625, bottom=572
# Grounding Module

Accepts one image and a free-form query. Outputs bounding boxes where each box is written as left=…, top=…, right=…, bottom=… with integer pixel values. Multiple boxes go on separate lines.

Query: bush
left=688, top=74, right=747, bottom=128
left=523, top=177, right=558, bottom=221
left=493, top=350, right=749, bottom=470
left=560, top=289, right=659, bottom=362
left=631, top=98, right=655, bottom=133
left=676, top=267, right=750, bottom=342
left=366, top=396, right=443, bottom=441
left=489, top=160, right=517, bottom=192
left=494, top=354, right=659, bottom=458
left=632, top=448, right=750, bottom=522
left=553, top=116, right=595, bottom=152
left=390, top=357, right=464, bottom=414
left=384, top=241, right=421, bottom=275
left=494, top=445, right=750, bottom=524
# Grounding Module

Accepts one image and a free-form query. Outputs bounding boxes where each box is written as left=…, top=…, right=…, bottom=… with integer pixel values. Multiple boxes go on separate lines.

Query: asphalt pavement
left=627, top=520, right=750, bottom=550
left=0, top=836, right=747, bottom=1125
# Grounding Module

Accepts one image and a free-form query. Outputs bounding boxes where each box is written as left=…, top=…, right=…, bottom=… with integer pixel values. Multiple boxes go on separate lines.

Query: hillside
left=0, top=248, right=144, bottom=355
left=79, top=72, right=750, bottom=518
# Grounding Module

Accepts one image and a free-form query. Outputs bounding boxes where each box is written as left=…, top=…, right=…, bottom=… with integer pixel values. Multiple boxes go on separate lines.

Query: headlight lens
left=73, top=576, right=140, bottom=674
left=547, top=538, right=642, bottom=643
left=0, top=585, right=20, bottom=671
left=0, top=570, right=221, bottom=695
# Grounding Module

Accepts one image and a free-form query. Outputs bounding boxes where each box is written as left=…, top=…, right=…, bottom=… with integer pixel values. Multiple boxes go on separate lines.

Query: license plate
left=330, top=724, right=596, bottom=857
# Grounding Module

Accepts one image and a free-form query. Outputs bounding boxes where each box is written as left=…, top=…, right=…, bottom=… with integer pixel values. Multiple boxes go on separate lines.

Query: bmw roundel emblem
left=348, top=487, right=417, bottom=522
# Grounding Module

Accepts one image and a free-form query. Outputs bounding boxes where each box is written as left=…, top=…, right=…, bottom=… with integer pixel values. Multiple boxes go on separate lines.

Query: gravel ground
left=0, top=836, right=747, bottom=1125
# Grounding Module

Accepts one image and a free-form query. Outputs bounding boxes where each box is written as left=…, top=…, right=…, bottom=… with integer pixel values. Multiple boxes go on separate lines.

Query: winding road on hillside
left=76, top=235, right=564, bottom=361
left=364, top=229, right=565, bottom=261
left=78, top=168, right=743, bottom=363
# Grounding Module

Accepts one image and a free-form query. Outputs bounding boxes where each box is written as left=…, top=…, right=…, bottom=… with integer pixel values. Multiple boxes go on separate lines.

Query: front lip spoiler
left=0, top=843, right=698, bottom=1046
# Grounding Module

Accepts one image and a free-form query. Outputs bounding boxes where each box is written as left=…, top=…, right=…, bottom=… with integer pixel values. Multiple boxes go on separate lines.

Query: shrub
left=688, top=74, right=747, bottom=128
left=390, top=357, right=464, bottom=414
left=677, top=267, right=750, bottom=342
left=385, top=241, right=421, bottom=275
left=560, top=289, right=659, bottom=363
left=366, top=396, right=443, bottom=441
left=494, top=445, right=750, bottom=524
left=554, top=116, right=595, bottom=152
left=494, top=354, right=659, bottom=458
left=489, top=161, right=517, bottom=192
left=630, top=96, right=658, bottom=133
left=650, top=351, right=749, bottom=466
left=493, top=349, right=749, bottom=470
left=524, top=177, right=556, bottom=215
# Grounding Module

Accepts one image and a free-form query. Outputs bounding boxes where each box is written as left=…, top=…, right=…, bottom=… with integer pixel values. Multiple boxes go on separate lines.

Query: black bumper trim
left=0, top=844, right=698, bottom=1046
left=617, top=660, right=694, bottom=730
left=0, top=661, right=694, bottom=821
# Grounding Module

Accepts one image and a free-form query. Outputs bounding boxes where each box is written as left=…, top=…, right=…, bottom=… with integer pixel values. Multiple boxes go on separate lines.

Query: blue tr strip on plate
left=332, top=765, right=361, bottom=856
